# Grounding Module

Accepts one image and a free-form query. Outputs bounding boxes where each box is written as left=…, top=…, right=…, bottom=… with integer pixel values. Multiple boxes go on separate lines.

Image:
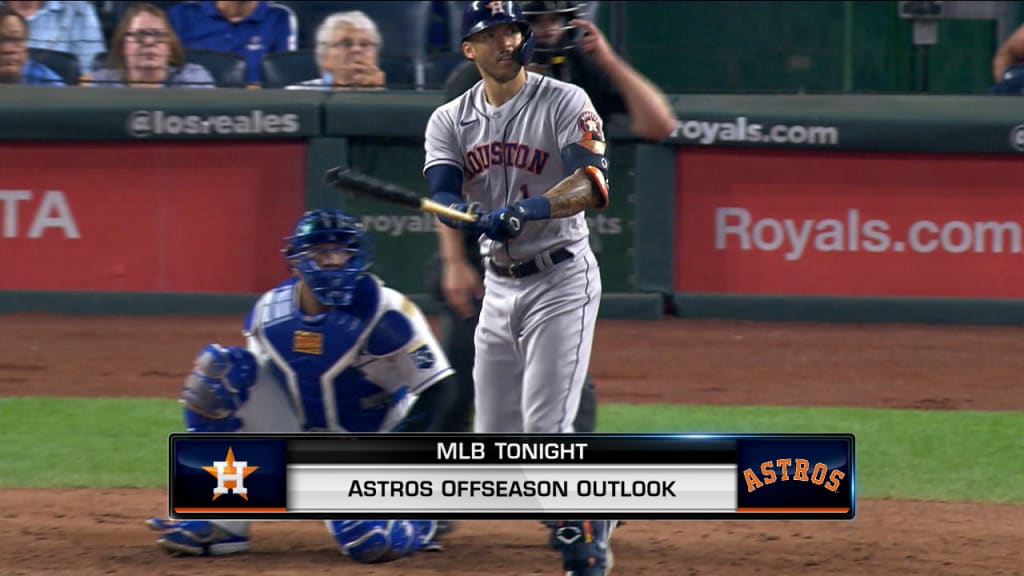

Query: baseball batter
left=425, top=6, right=615, bottom=573
left=425, top=0, right=608, bottom=435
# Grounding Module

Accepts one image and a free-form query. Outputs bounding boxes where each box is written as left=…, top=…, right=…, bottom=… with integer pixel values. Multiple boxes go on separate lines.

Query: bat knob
left=323, top=166, right=347, bottom=186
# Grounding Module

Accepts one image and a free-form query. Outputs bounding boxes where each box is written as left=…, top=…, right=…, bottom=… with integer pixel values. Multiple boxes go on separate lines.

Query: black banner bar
left=286, top=434, right=736, bottom=465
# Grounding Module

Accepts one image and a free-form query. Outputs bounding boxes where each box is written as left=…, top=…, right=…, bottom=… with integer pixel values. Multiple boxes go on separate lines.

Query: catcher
left=147, top=208, right=456, bottom=562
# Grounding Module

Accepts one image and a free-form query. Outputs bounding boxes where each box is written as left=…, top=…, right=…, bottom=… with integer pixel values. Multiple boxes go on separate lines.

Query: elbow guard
left=583, top=165, right=609, bottom=211
left=562, top=143, right=610, bottom=210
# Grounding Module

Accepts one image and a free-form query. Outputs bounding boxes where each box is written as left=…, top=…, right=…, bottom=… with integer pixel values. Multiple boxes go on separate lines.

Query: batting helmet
left=283, top=208, right=373, bottom=307
left=521, top=1, right=589, bottom=65
left=461, top=1, right=536, bottom=66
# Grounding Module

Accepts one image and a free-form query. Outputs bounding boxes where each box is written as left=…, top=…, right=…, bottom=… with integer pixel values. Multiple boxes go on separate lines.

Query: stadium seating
left=261, top=50, right=415, bottom=89
left=28, top=48, right=81, bottom=85
left=423, top=51, right=465, bottom=90
left=261, top=50, right=319, bottom=89
left=184, top=49, right=247, bottom=87
left=277, top=1, right=431, bottom=88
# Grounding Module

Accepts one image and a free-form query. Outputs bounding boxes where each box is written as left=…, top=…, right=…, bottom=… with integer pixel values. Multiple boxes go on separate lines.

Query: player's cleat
left=557, top=520, right=616, bottom=576
left=145, top=517, right=185, bottom=532
left=155, top=520, right=250, bottom=556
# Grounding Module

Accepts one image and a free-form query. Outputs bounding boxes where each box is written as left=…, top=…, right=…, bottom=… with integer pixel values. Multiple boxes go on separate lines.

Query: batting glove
left=433, top=193, right=483, bottom=230
left=481, top=197, right=550, bottom=241
left=480, top=207, right=523, bottom=241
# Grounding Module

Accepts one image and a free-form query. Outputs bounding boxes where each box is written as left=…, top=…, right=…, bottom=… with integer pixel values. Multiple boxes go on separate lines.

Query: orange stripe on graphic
left=174, top=508, right=288, bottom=513
left=736, top=507, right=850, bottom=513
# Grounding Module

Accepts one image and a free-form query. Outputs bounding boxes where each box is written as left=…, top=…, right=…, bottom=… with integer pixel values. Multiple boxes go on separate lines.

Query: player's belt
left=488, top=247, right=573, bottom=279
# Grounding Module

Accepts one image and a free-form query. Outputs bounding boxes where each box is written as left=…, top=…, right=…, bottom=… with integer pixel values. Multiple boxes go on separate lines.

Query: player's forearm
left=994, top=29, right=1024, bottom=81
left=597, top=53, right=677, bottom=141
left=543, top=167, right=605, bottom=218
left=437, top=223, right=469, bottom=263
left=993, top=47, right=1017, bottom=81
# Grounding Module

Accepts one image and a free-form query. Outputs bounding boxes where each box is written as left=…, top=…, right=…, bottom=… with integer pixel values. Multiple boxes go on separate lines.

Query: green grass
left=1, top=398, right=1021, bottom=504
left=0, top=397, right=181, bottom=487
left=600, top=404, right=1024, bottom=504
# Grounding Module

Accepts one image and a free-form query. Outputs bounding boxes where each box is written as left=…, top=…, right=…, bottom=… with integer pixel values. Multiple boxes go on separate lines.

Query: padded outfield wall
left=1, top=87, right=1023, bottom=323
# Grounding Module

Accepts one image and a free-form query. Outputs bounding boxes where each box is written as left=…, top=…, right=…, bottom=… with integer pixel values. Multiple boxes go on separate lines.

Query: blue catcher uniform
left=151, top=209, right=454, bottom=561
left=239, top=273, right=451, bottom=434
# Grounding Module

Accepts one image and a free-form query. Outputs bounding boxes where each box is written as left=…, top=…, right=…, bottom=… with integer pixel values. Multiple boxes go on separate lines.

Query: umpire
left=429, top=0, right=677, bottom=434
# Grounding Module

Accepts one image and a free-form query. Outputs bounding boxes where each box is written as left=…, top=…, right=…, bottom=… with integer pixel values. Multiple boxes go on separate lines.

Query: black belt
left=489, top=247, right=574, bottom=279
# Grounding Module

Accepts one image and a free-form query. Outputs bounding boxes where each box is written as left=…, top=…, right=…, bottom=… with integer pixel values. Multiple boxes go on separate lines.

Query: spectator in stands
left=0, top=3, right=63, bottom=85
left=89, top=3, right=214, bottom=88
left=168, top=0, right=295, bottom=85
left=992, top=23, right=1024, bottom=92
left=288, top=10, right=385, bottom=90
left=2, top=1, right=105, bottom=76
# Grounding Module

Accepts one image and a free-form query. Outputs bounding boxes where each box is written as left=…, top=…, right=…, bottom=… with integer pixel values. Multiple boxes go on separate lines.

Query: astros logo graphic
left=202, top=447, right=259, bottom=501
left=487, top=1, right=505, bottom=16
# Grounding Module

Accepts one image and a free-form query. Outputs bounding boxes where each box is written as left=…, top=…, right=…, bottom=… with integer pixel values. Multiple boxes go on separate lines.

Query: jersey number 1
left=519, top=184, right=530, bottom=198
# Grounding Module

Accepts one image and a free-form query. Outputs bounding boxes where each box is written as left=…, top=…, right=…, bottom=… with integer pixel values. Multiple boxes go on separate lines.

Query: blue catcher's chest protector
left=250, top=275, right=406, bottom=432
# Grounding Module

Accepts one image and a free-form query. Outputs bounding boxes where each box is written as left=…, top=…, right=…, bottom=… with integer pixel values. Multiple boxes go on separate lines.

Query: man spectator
left=168, top=0, right=296, bottom=84
left=288, top=10, right=385, bottom=90
left=1, top=0, right=105, bottom=77
left=0, top=3, right=63, bottom=85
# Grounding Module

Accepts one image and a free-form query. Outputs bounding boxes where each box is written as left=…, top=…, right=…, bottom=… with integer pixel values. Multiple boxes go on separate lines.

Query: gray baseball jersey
left=424, top=71, right=605, bottom=434
left=424, top=71, right=602, bottom=266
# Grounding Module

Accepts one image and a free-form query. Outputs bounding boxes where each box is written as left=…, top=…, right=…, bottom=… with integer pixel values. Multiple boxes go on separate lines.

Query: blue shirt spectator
left=3, top=1, right=106, bottom=75
left=20, top=58, right=63, bottom=84
left=1, top=3, right=63, bottom=85
left=168, top=1, right=296, bottom=84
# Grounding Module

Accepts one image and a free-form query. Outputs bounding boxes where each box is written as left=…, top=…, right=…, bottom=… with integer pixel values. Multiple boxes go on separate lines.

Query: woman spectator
left=89, top=3, right=213, bottom=88
left=289, top=10, right=385, bottom=90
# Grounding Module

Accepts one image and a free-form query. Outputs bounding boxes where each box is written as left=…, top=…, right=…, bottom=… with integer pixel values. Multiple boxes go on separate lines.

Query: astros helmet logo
left=202, top=447, right=259, bottom=501
left=487, top=1, right=506, bottom=16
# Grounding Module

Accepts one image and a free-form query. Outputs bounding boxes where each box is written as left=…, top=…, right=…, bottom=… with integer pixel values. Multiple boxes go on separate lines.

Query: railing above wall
left=2, top=87, right=1021, bottom=155
left=664, top=94, right=1024, bottom=154
left=0, top=86, right=324, bottom=141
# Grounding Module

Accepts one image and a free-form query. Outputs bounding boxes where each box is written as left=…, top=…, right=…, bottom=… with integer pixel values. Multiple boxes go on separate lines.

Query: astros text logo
left=202, top=447, right=259, bottom=501
left=487, top=1, right=505, bottom=16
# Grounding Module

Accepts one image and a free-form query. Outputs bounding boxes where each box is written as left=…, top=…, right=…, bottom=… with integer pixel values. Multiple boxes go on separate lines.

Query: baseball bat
left=323, top=167, right=478, bottom=224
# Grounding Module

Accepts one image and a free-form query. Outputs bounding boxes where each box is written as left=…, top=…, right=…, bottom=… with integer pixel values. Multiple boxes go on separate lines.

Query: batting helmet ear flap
left=516, top=25, right=536, bottom=65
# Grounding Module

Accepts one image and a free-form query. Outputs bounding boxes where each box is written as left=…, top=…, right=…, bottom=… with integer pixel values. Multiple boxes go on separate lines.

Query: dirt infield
left=2, top=314, right=1022, bottom=575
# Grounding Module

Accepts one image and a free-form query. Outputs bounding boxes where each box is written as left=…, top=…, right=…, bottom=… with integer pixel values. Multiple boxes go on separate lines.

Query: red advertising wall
left=0, top=142, right=305, bottom=292
left=676, top=149, right=1024, bottom=298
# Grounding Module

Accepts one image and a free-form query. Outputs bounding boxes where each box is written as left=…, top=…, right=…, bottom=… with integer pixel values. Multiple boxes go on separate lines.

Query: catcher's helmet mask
left=284, top=209, right=373, bottom=307
left=521, top=1, right=589, bottom=66
left=461, top=1, right=536, bottom=66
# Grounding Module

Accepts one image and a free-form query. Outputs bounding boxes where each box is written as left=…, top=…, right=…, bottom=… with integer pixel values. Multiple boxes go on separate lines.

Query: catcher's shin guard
left=557, top=520, right=617, bottom=576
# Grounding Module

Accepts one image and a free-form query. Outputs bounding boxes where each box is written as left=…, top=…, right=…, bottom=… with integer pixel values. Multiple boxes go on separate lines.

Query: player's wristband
left=432, top=192, right=462, bottom=209
left=512, top=196, right=551, bottom=221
